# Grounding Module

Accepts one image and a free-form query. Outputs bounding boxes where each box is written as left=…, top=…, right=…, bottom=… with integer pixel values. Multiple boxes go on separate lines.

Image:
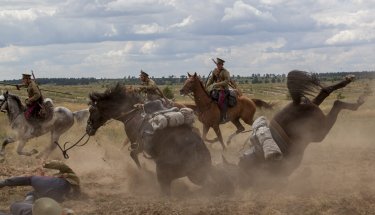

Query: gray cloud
left=0, top=0, right=373, bottom=80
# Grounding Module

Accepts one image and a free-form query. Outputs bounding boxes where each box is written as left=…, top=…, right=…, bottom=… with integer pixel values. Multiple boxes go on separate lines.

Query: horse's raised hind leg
left=227, top=118, right=245, bottom=145
left=318, top=98, right=364, bottom=141
left=312, top=75, right=355, bottom=106
left=16, top=139, right=38, bottom=156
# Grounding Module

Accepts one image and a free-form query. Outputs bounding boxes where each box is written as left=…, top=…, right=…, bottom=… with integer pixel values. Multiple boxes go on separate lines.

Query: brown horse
left=179, top=72, right=273, bottom=149
left=233, top=70, right=370, bottom=186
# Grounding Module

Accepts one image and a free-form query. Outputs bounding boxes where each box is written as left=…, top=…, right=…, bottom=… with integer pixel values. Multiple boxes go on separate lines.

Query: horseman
left=138, top=70, right=172, bottom=106
left=206, top=58, right=231, bottom=123
left=19, top=73, right=44, bottom=122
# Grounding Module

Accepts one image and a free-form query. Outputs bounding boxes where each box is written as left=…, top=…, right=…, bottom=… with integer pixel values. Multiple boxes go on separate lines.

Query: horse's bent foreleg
left=312, top=76, right=354, bottom=106
left=16, top=140, right=38, bottom=156
left=227, top=119, right=245, bottom=145
left=130, top=148, right=141, bottom=169
left=0, top=137, right=15, bottom=156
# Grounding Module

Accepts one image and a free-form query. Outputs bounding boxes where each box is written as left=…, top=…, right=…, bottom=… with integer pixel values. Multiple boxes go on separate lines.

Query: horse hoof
left=30, top=149, right=38, bottom=155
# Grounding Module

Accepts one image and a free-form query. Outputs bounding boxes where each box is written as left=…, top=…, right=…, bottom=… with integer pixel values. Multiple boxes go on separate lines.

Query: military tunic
left=140, top=79, right=161, bottom=101
left=26, top=80, right=42, bottom=104
left=206, top=68, right=231, bottom=90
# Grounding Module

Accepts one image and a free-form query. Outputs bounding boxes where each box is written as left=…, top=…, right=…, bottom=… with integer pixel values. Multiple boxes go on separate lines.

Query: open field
left=1, top=78, right=375, bottom=215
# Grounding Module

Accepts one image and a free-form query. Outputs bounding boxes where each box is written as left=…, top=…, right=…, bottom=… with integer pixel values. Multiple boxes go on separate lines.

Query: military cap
left=22, top=73, right=32, bottom=79
left=140, top=70, right=149, bottom=77
left=216, top=58, right=225, bottom=64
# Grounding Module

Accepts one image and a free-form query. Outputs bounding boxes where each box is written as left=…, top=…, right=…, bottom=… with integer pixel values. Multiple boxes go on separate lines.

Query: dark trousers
left=218, top=90, right=228, bottom=120
left=3, top=176, right=71, bottom=202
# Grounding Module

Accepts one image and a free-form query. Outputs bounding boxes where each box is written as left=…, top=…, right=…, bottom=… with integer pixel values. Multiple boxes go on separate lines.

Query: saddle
left=25, top=99, right=54, bottom=124
left=210, top=89, right=238, bottom=107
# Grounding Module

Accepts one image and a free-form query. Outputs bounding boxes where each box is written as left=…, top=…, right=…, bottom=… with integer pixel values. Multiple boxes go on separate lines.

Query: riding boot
left=0, top=180, right=5, bottom=188
left=0, top=177, right=32, bottom=187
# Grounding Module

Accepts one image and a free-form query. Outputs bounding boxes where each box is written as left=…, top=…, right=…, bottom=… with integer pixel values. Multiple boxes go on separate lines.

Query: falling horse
left=231, top=70, right=370, bottom=186
left=86, top=84, right=233, bottom=195
left=179, top=72, right=273, bottom=149
left=0, top=91, right=88, bottom=160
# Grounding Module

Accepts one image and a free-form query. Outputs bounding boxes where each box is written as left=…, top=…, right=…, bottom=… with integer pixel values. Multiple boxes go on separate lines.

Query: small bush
left=163, top=86, right=174, bottom=99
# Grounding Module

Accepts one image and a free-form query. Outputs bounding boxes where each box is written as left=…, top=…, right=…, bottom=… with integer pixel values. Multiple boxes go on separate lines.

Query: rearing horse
left=0, top=91, right=87, bottom=160
left=180, top=72, right=273, bottom=149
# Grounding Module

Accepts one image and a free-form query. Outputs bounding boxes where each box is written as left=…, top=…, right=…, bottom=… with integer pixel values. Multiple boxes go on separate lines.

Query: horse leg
left=0, top=137, right=15, bottom=156
left=312, top=76, right=354, bottom=106
left=212, top=125, right=226, bottom=150
left=130, top=147, right=142, bottom=169
left=156, top=165, right=172, bottom=196
left=202, top=124, right=218, bottom=143
left=318, top=99, right=364, bottom=141
left=227, top=118, right=245, bottom=145
left=16, top=139, right=38, bottom=156
left=36, top=131, right=60, bottom=159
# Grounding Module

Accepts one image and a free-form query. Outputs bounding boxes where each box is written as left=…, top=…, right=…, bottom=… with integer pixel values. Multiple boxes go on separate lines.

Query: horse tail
left=287, top=70, right=322, bottom=104
left=73, top=108, right=89, bottom=123
left=252, top=98, right=274, bottom=110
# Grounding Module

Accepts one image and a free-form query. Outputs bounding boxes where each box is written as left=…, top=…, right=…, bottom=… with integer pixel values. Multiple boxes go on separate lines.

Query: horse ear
left=89, top=93, right=97, bottom=102
left=187, top=72, right=191, bottom=77
left=193, top=72, right=197, bottom=77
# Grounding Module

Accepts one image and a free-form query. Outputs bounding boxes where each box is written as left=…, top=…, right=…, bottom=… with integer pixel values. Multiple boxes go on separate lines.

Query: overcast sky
left=0, top=0, right=374, bottom=79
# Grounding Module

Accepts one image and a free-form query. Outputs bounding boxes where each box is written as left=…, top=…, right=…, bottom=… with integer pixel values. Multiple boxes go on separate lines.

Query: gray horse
left=0, top=91, right=88, bottom=160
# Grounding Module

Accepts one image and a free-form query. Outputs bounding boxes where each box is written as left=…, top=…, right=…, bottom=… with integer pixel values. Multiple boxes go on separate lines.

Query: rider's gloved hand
left=25, top=98, right=31, bottom=105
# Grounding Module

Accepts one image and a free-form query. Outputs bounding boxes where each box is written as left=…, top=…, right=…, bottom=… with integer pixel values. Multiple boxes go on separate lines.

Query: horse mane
left=89, top=83, right=142, bottom=104
left=287, top=70, right=322, bottom=104
left=8, top=94, right=25, bottom=110
left=196, top=76, right=211, bottom=98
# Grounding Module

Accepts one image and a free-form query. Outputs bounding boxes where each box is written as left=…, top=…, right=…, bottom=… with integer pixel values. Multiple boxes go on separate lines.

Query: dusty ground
left=1, top=91, right=375, bottom=214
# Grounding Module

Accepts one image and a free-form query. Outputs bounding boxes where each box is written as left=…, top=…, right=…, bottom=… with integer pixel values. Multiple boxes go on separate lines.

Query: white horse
left=0, top=91, right=88, bottom=160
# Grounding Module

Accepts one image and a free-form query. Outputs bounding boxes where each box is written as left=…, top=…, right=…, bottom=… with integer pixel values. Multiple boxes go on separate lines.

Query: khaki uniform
left=206, top=68, right=231, bottom=90
left=43, top=160, right=80, bottom=186
left=26, top=80, right=42, bottom=104
left=140, top=79, right=162, bottom=101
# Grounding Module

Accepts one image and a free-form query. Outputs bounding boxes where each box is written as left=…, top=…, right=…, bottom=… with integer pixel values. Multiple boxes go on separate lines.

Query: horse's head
left=86, top=84, right=141, bottom=136
left=180, top=72, right=201, bottom=95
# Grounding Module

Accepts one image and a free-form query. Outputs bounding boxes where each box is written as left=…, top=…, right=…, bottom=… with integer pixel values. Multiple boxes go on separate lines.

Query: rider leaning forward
left=206, top=58, right=231, bottom=123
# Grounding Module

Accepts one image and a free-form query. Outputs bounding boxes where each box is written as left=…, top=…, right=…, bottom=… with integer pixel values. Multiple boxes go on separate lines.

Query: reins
left=54, top=133, right=90, bottom=159
left=55, top=106, right=142, bottom=159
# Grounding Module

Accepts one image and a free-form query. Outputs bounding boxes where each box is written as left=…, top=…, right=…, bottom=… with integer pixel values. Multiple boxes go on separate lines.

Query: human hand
left=25, top=98, right=31, bottom=105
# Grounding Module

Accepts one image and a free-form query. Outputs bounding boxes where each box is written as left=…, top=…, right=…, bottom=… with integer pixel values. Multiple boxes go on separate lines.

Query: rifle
left=0, top=82, right=21, bottom=90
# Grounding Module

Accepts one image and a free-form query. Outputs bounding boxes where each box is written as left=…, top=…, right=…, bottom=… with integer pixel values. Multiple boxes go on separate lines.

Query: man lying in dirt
left=0, top=160, right=80, bottom=214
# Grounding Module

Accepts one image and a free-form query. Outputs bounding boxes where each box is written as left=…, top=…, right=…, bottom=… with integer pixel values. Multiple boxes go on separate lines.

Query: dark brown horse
left=85, top=84, right=233, bottom=195
left=179, top=72, right=273, bottom=149
left=232, top=70, right=370, bottom=186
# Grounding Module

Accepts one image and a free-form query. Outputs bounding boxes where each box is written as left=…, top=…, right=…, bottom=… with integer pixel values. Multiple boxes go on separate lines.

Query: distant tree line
left=2, top=71, right=374, bottom=86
